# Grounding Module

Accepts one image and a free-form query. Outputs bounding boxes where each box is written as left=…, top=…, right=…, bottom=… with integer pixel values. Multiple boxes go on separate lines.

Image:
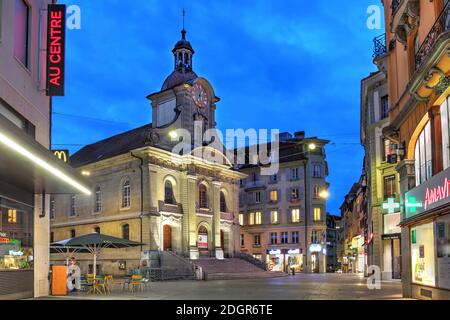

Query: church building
left=50, top=27, right=245, bottom=274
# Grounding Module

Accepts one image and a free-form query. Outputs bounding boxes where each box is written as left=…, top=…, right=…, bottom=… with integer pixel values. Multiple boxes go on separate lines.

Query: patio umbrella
left=50, top=233, right=143, bottom=278
left=49, top=245, right=90, bottom=273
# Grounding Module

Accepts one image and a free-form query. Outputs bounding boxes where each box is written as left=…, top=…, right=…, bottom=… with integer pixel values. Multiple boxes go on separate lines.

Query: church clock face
left=192, top=84, right=208, bottom=108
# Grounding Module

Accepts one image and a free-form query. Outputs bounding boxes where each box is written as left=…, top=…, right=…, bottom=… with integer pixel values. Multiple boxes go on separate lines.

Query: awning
left=0, top=114, right=91, bottom=195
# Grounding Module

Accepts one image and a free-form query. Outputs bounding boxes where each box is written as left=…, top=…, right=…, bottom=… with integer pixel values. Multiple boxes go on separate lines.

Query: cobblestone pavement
left=39, top=273, right=404, bottom=300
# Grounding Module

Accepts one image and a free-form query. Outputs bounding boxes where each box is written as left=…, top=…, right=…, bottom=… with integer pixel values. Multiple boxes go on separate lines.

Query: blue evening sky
left=53, top=0, right=385, bottom=216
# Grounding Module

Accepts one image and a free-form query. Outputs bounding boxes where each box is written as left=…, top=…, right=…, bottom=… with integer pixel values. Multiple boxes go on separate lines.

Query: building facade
left=0, top=0, right=90, bottom=299
left=238, top=132, right=330, bottom=273
left=361, top=70, right=402, bottom=280
left=50, top=28, right=246, bottom=275
left=340, top=174, right=367, bottom=274
left=380, top=0, right=450, bottom=299
left=326, top=213, right=343, bottom=272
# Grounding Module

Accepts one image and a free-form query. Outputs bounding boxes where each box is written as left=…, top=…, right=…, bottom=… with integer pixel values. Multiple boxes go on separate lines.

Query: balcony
left=220, top=212, right=234, bottom=221
left=390, top=0, right=419, bottom=46
left=373, top=34, right=387, bottom=59
left=415, top=1, right=450, bottom=70
left=158, top=200, right=183, bottom=214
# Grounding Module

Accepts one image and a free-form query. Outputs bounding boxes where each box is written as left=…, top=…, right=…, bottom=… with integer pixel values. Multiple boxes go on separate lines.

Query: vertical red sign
left=46, top=4, right=66, bottom=96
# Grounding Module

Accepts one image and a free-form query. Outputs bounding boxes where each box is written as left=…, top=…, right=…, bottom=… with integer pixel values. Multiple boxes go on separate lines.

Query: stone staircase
left=192, top=258, right=287, bottom=281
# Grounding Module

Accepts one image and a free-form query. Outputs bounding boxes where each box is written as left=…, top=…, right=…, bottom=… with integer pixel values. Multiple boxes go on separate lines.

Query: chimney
left=294, top=131, right=305, bottom=140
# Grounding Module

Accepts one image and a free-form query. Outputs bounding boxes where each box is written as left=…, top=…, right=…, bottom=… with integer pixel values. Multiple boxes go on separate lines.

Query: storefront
left=403, top=166, right=450, bottom=299
left=266, top=249, right=303, bottom=273
left=0, top=114, right=90, bottom=299
left=350, top=236, right=365, bottom=274
left=381, top=206, right=402, bottom=280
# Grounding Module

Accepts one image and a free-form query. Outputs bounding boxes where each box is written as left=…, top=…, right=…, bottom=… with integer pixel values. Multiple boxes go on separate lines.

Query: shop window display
left=411, top=223, right=435, bottom=287
left=0, top=197, right=34, bottom=270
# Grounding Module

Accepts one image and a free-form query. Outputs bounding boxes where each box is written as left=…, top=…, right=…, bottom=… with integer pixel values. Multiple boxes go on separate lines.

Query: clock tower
left=146, top=26, right=220, bottom=151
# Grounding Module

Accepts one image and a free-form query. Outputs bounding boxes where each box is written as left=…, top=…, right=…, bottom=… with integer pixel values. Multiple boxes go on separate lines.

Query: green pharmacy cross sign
left=382, top=198, right=400, bottom=214
left=405, top=197, right=423, bottom=214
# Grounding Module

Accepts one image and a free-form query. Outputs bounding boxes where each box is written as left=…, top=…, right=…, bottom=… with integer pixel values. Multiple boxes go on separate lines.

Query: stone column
left=396, top=159, right=415, bottom=298
left=187, top=175, right=199, bottom=259
left=212, top=181, right=224, bottom=259
left=34, top=194, right=50, bottom=298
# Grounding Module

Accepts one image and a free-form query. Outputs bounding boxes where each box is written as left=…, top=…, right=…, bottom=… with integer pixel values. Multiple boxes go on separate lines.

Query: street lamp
left=319, top=190, right=330, bottom=199
left=308, top=143, right=316, bottom=151
left=168, top=130, right=178, bottom=140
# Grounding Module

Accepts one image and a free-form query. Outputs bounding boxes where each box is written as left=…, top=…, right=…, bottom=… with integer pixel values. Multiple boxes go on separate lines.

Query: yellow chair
left=93, top=275, right=107, bottom=295
left=104, top=275, right=114, bottom=293
left=129, top=275, right=143, bottom=293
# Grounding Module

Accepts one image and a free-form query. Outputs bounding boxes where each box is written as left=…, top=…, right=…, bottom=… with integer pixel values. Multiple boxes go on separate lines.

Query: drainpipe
left=131, top=152, right=144, bottom=252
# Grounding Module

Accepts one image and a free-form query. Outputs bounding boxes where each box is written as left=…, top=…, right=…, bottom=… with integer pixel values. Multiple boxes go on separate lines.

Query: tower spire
left=181, top=8, right=186, bottom=39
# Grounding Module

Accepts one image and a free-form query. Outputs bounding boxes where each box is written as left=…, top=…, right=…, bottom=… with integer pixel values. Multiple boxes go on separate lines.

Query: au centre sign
left=405, top=167, right=450, bottom=220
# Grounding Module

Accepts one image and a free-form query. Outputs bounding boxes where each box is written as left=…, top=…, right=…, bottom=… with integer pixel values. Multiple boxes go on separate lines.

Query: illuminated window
left=269, top=190, right=278, bottom=202
left=411, top=223, right=435, bottom=287
left=270, top=210, right=278, bottom=224
left=14, top=0, right=30, bottom=68
left=314, top=208, right=322, bottom=222
left=8, top=209, right=17, bottom=223
left=70, top=195, right=76, bottom=217
left=239, top=213, right=244, bottom=226
left=270, top=232, right=277, bottom=245
left=249, top=212, right=255, bottom=225
left=94, top=187, right=102, bottom=213
left=122, top=180, right=131, bottom=208
left=314, top=186, right=320, bottom=198
left=414, top=122, right=433, bottom=186
left=255, top=211, right=262, bottom=225
left=292, top=209, right=300, bottom=223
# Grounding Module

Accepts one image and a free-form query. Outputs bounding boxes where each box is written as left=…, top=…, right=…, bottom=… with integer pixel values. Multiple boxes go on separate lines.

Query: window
left=50, top=232, right=54, bottom=243
left=199, top=184, right=208, bottom=208
left=270, top=232, right=278, bottom=245
left=269, top=190, right=278, bottom=202
left=381, top=95, right=389, bottom=120
left=239, top=179, right=245, bottom=187
left=240, top=234, right=245, bottom=246
left=314, top=208, right=322, bottom=222
left=270, top=210, right=278, bottom=224
left=8, top=209, right=17, bottom=223
left=292, top=231, right=299, bottom=244
left=254, top=235, right=261, bottom=246
left=414, top=122, right=433, bottom=185
left=255, top=192, right=261, bottom=203
left=253, top=254, right=262, bottom=261
left=291, top=209, right=300, bottom=223
left=94, top=187, right=102, bottom=213
left=164, top=181, right=175, bottom=204
left=290, top=168, right=299, bottom=180
left=239, top=213, right=244, bottom=226
left=249, top=212, right=255, bottom=225
left=220, top=191, right=227, bottom=212
left=50, top=196, right=55, bottom=220
left=312, top=230, right=319, bottom=244
left=269, top=174, right=278, bottom=183
left=122, top=224, right=130, bottom=240
left=14, top=0, right=30, bottom=68
left=314, top=186, right=320, bottom=198
left=291, top=188, right=300, bottom=202
left=281, top=232, right=288, bottom=244
left=70, top=195, right=76, bottom=217
left=383, top=175, right=396, bottom=199
left=313, top=165, right=321, bottom=178
left=382, top=138, right=394, bottom=162
left=440, top=97, right=450, bottom=169
left=70, top=229, right=76, bottom=238
left=94, top=227, right=100, bottom=234
left=411, top=223, right=435, bottom=287
left=122, top=180, right=131, bottom=208
left=255, top=211, right=262, bottom=225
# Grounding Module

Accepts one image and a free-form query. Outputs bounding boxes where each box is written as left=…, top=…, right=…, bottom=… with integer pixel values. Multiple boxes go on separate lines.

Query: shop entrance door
left=392, top=238, right=401, bottom=279
left=311, top=253, right=319, bottom=273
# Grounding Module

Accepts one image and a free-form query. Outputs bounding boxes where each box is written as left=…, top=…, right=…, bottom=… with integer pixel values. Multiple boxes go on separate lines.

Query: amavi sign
left=46, top=4, right=66, bottom=96
left=405, top=166, right=450, bottom=220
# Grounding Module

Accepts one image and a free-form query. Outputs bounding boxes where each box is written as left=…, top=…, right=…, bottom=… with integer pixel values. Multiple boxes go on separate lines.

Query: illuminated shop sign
left=267, top=249, right=303, bottom=255
left=46, top=4, right=66, bottom=96
left=52, top=149, right=69, bottom=163
left=309, top=244, right=322, bottom=253
left=405, top=167, right=450, bottom=220
left=287, top=249, right=300, bottom=254
left=0, top=232, right=10, bottom=244
left=382, top=198, right=400, bottom=214
left=268, top=250, right=281, bottom=255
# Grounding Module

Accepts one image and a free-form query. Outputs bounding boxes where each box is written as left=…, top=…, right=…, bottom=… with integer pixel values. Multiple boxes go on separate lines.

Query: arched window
left=164, top=180, right=175, bottom=204
left=122, top=180, right=131, bottom=208
left=94, top=186, right=102, bottom=213
left=220, top=191, right=227, bottom=212
left=94, top=226, right=100, bottom=234
left=415, top=121, right=433, bottom=185
left=122, top=224, right=130, bottom=240
left=199, top=184, right=208, bottom=208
